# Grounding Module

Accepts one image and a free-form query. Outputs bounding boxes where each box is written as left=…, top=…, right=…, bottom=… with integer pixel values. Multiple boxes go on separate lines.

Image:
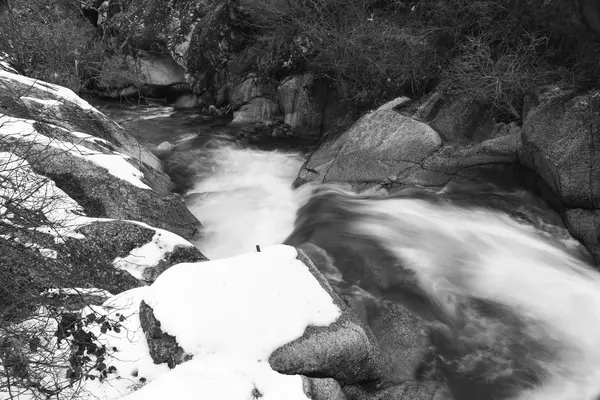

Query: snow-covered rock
left=0, top=66, right=201, bottom=239
left=138, top=245, right=382, bottom=397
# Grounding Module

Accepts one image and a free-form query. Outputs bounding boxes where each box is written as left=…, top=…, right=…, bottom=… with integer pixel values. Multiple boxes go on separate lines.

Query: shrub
left=0, top=0, right=105, bottom=93
left=443, top=33, right=551, bottom=119
left=238, top=0, right=445, bottom=106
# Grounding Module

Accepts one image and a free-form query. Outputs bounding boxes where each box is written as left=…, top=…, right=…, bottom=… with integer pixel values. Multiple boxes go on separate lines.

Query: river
left=95, top=99, right=600, bottom=400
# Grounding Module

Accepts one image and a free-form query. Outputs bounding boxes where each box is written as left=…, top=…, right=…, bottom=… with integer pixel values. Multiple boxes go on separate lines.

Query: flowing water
left=97, top=100, right=600, bottom=400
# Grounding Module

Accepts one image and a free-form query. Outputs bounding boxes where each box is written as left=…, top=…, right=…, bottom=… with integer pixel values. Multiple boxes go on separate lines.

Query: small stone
left=155, top=141, right=174, bottom=154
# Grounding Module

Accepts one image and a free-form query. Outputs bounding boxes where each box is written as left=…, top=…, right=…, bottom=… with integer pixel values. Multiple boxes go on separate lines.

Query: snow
left=69, top=130, right=113, bottom=146
left=144, top=245, right=340, bottom=359
left=113, top=226, right=196, bottom=280
left=0, top=233, right=58, bottom=258
left=20, top=96, right=62, bottom=108
left=0, top=115, right=151, bottom=190
left=0, top=151, right=88, bottom=240
left=42, top=287, right=114, bottom=299
left=0, top=289, right=169, bottom=400
left=74, top=288, right=171, bottom=400
left=0, top=246, right=338, bottom=400
left=118, top=245, right=340, bottom=400
left=0, top=67, right=94, bottom=111
left=120, top=356, right=308, bottom=400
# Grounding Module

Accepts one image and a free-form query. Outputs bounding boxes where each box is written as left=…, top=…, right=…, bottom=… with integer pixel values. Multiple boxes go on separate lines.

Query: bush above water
left=1, top=0, right=600, bottom=119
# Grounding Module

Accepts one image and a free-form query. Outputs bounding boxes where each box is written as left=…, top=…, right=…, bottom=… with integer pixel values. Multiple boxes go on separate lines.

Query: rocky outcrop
left=519, top=86, right=600, bottom=261
left=277, top=74, right=328, bottom=136
left=0, top=67, right=202, bottom=240
left=96, top=52, right=192, bottom=101
left=0, top=67, right=207, bottom=323
left=232, top=97, right=280, bottom=123
left=78, top=221, right=207, bottom=284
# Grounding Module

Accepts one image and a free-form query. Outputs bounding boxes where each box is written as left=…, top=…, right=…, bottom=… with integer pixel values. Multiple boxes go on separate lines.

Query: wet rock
left=173, top=93, right=200, bottom=109
left=302, top=377, right=347, bottom=400
left=297, top=110, right=442, bottom=185
left=296, top=107, right=523, bottom=191
left=398, top=85, right=499, bottom=144
left=269, top=247, right=383, bottom=384
left=155, top=141, right=174, bottom=154
left=343, top=381, right=453, bottom=400
left=129, top=51, right=187, bottom=87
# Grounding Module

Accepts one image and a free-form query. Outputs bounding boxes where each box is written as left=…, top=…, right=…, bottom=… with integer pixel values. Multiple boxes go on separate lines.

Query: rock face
left=519, top=86, right=600, bottom=261
left=0, top=67, right=202, bottom=240
left=78, top=220, right=207, bottom=284
left=130, top=51, right=187, bottom=87
left=232, top=97, right=280, bottom=123
left=277, top=74, right=327, bottom=136
left=0, top=67, right=207, bottom=321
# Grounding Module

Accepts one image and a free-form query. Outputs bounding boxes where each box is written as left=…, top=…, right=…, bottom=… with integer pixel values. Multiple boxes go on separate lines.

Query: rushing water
left=98, top=101, right=600, bottom=400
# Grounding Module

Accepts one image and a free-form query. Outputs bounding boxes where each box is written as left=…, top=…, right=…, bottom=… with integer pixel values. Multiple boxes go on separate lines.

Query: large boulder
left=296, top=109, right=442, bottom=185
left=184, top=1, right=249, bottom=101
left=519, top=86, right=600, bottom=261
left=0, top=67, right=202, bottom=240
left=295, top=105, right=523, bottom=191
left=139, top=246, right=383, bottom=385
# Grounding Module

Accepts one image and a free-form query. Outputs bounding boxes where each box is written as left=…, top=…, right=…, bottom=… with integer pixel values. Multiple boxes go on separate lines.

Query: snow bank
left=113, top=226, right=195, bottom=280
left=0, top=115, right=151, bottom=190
left=120, top=245, right=340, bottom=400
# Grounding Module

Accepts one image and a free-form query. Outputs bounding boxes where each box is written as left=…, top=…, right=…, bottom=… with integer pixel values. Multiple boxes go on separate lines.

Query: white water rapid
left=184, top=143, right=600, bottom=400
left=185, top=144, right=314, bottom=260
